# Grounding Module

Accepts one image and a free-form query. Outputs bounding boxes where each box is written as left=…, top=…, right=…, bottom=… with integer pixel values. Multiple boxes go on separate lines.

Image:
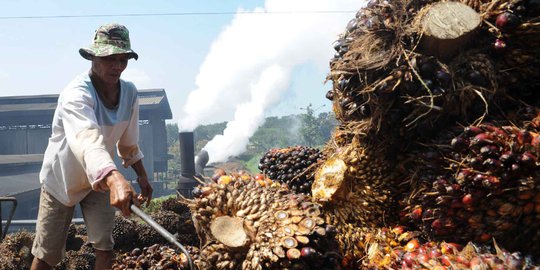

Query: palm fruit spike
left=258, top=146, right=325, bottom=195
left=403, top=122, right=540, bottom=257
left=183, top=171, right=341, bottom=270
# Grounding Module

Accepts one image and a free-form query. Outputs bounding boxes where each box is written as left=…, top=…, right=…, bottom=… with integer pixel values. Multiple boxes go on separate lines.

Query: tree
left=299, top=104, right=320, bottom=147
left=166, top=122, right=179, bottom=148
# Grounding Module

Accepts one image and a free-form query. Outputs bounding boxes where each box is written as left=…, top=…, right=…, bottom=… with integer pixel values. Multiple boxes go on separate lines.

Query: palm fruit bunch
left=401, top=121, right=540, bottom=257
left=258, top=146, right=325, bottom=194
left=112, top=244, right=195, bottom=270
left=56, top=243, right=96, bottom=270
left=183, top=172, right=341, bottom=270
left=312, top=123, right=405, bottom=261
left=326, top=0, right=540, bottom=153
left=161, top=197, right=200, bottom=247
left=162, top=196, right=191, bottom=216
left=112, top=214, right=139, bottom=251
left=66, top=223, right=86, bottom=251
left=0, top=230, right=34, bottom=270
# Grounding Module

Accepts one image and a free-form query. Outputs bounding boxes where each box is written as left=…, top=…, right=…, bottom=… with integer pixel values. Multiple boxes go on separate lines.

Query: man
left=30, top=23, right=153, bottom=270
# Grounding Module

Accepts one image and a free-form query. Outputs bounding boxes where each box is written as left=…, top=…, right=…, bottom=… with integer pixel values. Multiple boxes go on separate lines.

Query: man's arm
left=131, top=159, right=153, bottom=206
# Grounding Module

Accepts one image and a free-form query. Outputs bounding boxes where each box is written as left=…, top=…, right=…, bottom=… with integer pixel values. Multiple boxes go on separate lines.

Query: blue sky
left=0, top=0, right=362, bottom=127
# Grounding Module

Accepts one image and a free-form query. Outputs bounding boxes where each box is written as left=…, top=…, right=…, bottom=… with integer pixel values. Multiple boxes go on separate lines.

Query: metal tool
left=130, top=204, right=194, bottom=270
left=0, top=197, right=17, bottom=242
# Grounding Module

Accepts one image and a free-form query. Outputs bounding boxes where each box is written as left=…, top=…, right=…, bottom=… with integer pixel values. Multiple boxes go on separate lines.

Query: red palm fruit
left=405, top=239, right=420, bottom=252
left=535, top=203, right=540, bottom=214
left=479, top=233, right=491, bottom=242
left=523, top=202, right=535, bottom=214
left=441, top=243, right=462, bottom=254
left=403, top=252, right=416, bottom=267
left=518, top=130, right=533, bottom=145
left=428, top=248, right=442, bottom=259
left=495, top=12, right=520, bottom=29
left=462, top=194, right=473, bottom=205
left=392, top=226, right=405, bottom=235
left=440, top=255, right=452, bottom=266
left=534, top=192, right=540, bottom=203
left=531, top=134, right=540, bottom=149
left=411, top=207, right=422, bottom=220
left=456, top=255, right=470, bottom=267
left=431, top=219, right=443, bottom=230
left=518, top=191, right=534, bottom=200
left=416, top=253, right=429, bottom=264
left=464, top=126, right=483, bottom=136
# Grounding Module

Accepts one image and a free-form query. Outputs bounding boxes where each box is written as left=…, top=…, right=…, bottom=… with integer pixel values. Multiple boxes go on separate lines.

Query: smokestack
left=177, top=132, right=197, bottom=197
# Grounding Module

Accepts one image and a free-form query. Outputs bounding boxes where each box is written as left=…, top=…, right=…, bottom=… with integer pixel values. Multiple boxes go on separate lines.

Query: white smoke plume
left=179, top=0, right=364, bottom=163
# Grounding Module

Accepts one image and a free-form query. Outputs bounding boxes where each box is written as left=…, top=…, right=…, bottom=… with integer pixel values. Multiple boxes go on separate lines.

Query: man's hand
left=136, top=175, right=153, bottom=207
left=105, top=170, right=136, bottom=216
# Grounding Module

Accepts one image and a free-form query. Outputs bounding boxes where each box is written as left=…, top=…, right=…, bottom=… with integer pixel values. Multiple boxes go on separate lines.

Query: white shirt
left=40, top=73, right=143, bottom=206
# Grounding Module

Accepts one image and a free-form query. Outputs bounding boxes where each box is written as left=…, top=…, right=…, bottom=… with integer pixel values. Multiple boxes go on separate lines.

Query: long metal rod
left=0, top=197, right=17, bottom=241
left=130, top=204, right=194, bottom=270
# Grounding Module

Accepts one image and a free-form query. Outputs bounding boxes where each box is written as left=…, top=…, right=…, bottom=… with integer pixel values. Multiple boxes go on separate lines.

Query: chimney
left=177, top=132, right=197, bottom=197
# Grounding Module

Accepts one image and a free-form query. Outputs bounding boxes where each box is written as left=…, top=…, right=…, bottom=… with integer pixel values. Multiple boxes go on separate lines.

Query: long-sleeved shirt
left=40, top=72, right=144, bottom=206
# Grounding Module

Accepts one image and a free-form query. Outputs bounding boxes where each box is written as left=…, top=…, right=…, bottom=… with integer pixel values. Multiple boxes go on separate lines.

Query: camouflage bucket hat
left=79, top=23, right=138, bottom=60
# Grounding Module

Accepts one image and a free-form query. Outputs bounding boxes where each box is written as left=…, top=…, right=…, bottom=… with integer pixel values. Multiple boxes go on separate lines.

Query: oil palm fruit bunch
left=403, top=122, right=540, bottom=256
left=327, top=0, right=540, bottom=152
left=160, top=197, right=199, bottom=246
left=184, top=172, right=341, bottom=270
left=162, top=197, right=191, bottom=216
left=55, top=243, right=96, bottom=270
left=313, top=124, right=404, bottom=262
left=258, top=146, right=325, bottom=195
left=112, top=215, right=139, bottom=251
left=112, top=244, right=194, bottom=270
left=0, top=230, right=34, bottom=270
left=66, top=224, right=86, bottom=251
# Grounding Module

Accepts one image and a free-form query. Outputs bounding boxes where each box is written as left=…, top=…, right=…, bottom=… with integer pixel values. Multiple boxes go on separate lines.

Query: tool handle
left=130, top=204, right=195, bottom=270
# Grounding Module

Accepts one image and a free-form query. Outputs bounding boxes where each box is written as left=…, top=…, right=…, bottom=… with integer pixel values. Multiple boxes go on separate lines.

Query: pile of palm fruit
left=2, top=0, right=540, bottom=268
left=313, top=0, right=540, bottom=267
left=173, top=0, right=540, bottom=268
left=0, top=197, right=198, bottom=270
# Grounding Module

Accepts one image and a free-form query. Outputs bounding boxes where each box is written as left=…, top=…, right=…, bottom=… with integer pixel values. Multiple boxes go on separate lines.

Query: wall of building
left=0, top=128, right=50, bottom=155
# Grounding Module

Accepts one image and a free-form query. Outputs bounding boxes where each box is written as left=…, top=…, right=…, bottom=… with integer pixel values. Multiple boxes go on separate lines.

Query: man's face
left=91, top=54, right=130, bottom=84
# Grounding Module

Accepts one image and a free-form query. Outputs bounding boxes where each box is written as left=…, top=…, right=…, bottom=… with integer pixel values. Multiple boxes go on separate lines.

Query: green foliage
left=165, top=122, right=179, bottom=148
left=245, top=152, right=264, bottom=174
left=141, top=194, right=176, bottom=214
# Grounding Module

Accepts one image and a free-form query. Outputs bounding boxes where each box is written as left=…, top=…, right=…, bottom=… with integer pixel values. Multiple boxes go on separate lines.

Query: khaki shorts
left=31, top=188, right=115, bottom=266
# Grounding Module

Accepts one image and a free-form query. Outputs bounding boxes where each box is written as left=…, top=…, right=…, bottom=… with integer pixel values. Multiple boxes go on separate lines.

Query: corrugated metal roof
left=0, top=89, right=172, bottom=125
left=139, top=95, right=164, bottom=106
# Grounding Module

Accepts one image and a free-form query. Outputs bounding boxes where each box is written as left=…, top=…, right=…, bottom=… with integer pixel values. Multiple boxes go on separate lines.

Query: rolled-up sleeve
left=117, top=96, right=144, bottom=168
left=59, top=89, right=117, bottom=190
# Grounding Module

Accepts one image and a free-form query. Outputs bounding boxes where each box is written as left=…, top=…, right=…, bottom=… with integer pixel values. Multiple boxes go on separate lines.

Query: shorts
left=31, top=187, right=115, bottom=266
